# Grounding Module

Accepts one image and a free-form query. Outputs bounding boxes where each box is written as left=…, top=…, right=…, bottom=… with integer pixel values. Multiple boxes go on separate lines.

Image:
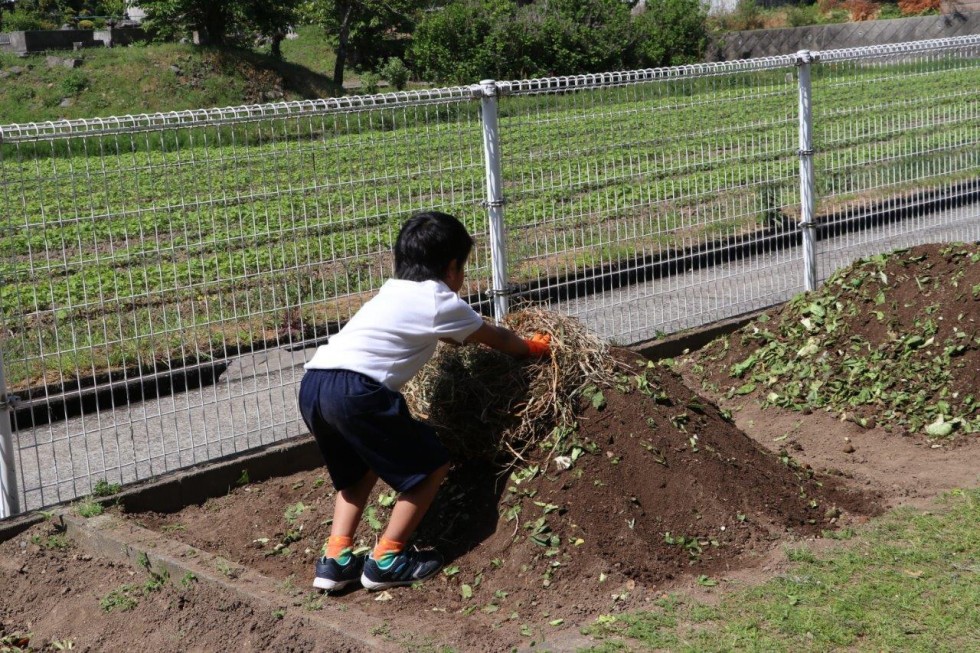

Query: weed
left=92, top=479, right=121, bottom=497
left=370, top=623, right=393, bottom=639
left=75, top=498, right=103, bottom=518
left=31, top=533, right=70, bottom=550
left=180, top=572, right=197, bottom=587
left=143, top=567, right=170, bottom=593
left=100, top=584, right=139, bottom=612
left=215, top=558, right=241, bottom=579
left=235, top=469, right=250, bottom=486
left=302, top=592, right=324, bottom=612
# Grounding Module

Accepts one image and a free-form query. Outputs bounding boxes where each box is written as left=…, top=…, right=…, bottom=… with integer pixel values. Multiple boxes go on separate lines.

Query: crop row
left=0, top=57, right=977, bottom=388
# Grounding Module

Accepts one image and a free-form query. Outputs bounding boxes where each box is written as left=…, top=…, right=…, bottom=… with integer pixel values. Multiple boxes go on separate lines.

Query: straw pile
left=404, top=308, right=616, bottom=466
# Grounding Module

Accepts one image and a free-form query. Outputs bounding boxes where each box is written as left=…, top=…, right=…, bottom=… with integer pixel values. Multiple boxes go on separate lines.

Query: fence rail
left=1, top=36, right=978, bottom=517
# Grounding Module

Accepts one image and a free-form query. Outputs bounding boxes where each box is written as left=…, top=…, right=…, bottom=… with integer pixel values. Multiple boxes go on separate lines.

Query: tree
left=633, top=0, right=708, bottom=67
left=297, top=0, right=421, bottom=88
left=410, top=0, right=649, bottom=84
left=138, top=0, right=299, bottom=46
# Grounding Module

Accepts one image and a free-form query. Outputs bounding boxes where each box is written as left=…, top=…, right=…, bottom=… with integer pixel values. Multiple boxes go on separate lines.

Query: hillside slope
left=0, top=41, right=338, bottom=124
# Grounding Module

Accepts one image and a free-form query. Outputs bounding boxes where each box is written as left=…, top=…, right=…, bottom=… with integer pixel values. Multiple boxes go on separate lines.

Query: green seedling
left=32, top=533, right=70, bottom=550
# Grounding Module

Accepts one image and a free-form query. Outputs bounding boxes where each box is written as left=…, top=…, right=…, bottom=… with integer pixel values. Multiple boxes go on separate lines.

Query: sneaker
left=313, top=551, right=364, bottom=591
left=360, top=548, right=444, bottom=591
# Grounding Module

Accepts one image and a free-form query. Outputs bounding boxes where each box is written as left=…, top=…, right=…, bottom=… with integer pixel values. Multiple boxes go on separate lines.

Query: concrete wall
left=0, top=27, right=147, bottom=54
left=709, top=11, right=980, bottom=60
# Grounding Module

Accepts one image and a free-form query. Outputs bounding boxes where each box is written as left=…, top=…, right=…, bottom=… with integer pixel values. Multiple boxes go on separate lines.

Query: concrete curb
left=631, top=309, right=764, bottom=361
left=59, top=511, right=399, bottom=652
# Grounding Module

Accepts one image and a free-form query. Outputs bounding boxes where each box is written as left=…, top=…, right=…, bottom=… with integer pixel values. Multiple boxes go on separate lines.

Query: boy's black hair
left=395, top=211, right=474, bottom=282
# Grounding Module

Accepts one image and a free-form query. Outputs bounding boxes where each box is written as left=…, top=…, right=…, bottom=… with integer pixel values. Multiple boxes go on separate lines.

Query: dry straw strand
left=404, top=308, right=616, bottom=467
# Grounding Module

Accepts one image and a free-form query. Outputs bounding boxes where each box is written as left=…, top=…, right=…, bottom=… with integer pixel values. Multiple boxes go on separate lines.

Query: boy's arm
left=464, top=323, right=546, bottom=358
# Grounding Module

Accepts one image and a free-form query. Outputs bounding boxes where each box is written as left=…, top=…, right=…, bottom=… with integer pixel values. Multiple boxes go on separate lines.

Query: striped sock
left=324, top=535, right=354, bottom=561
left=372, top=537, right=405, bottom=564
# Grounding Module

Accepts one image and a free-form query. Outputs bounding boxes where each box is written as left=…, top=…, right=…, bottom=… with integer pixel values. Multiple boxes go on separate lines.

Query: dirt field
left=2, top=243, right=979, bottom=652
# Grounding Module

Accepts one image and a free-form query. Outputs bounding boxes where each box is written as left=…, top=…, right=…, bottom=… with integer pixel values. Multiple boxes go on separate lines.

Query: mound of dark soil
left=128, top=349, right=878, bottom=651
left=681, top=243, right=980, bottom=440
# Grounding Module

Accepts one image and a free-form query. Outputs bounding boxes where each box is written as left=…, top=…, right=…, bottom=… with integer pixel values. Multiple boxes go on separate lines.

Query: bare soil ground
left=2, top=243, right=978, bottom=652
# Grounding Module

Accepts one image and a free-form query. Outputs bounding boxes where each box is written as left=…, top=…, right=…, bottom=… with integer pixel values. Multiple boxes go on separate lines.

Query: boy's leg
left=330, top=469, right=379, bottom=542
left=313, top=470, right=378, bottom=591
left=376, top=462, right=449, bottom=548
left=361, top=462, right=449, bottom=591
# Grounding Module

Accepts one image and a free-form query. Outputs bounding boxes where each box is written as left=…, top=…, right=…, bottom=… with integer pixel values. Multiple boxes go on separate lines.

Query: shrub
left=358, top=71, right=380, bottom=95
left=634, top=0, right=708, bottom=68
left=843, top=0, right=880, bottom=20
left=898, top=0, right=941, bottom=14
left=786, top=4, right=823, bottom=26
left=380, top=57, right=410, bottom=91
left=409, top=0, right=515, bottom=84
left=410, top=0, right=694, bottom=83
left=723, top=0, right=767, bottom=31
left=77, top=19, right=95, bottom=30
left=2, top=9, right=47, bottom=32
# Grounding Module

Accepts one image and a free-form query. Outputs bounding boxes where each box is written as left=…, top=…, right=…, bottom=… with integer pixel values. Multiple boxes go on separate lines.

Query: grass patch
left=74, top=497, right=103, bottom=518
left=582, top=488, right=980, bottom=652
left=0, top=41, right=337, bottom=125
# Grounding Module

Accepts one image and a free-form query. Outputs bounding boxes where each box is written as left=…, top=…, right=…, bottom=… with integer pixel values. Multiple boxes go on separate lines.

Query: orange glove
left=523, top=332, right=551, bottom=358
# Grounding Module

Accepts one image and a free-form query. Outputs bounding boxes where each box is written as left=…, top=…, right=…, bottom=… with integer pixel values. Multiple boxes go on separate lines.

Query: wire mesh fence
left=811, top=40, right=980, bottom=279
left=498, top=59, right=806, bottom=343
left=1, top=36, right=978, bottom=516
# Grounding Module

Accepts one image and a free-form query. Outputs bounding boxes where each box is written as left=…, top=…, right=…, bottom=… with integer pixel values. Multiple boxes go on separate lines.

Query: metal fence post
left=796, top=50, right=818, bottom=292
left=0, top=350, right=20, bottom=519
left=478, top=79, right=509, bottom=322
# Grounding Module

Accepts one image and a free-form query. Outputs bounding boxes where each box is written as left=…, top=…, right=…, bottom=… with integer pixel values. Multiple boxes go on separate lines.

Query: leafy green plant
left=100, top=584, right=139, bottom=612
left=358, top=71, right=380, bottom=95
left=92, top=479, right=121, bottom=497
left=380, top=57, right=409, bottom=91
left=59, top=71, right=89, bottom=97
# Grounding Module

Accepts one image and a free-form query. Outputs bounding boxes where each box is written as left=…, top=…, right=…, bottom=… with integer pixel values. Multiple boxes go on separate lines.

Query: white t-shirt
left=304, top=279, right=485, bottom=391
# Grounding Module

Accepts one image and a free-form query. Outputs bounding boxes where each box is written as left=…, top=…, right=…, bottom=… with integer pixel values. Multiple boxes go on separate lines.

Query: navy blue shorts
left=298, top=369, right=450, bottom=493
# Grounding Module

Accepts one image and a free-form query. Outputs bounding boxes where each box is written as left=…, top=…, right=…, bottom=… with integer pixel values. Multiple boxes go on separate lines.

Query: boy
left=299, top=211, right=551, bottom=592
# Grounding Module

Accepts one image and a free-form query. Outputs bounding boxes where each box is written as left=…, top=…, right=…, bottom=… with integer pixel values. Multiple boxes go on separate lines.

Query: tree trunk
left=271, top=32, right=284, bottom=59
left=202, top=5, right=227, bottom=45
left=333, top=1, right=355, bottom=88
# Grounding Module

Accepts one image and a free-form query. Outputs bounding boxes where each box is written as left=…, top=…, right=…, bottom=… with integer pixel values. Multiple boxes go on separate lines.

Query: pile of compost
left=679, top=243, right=980, bottom=441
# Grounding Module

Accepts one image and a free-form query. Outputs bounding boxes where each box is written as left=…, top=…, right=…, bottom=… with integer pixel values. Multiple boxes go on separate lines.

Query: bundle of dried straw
left=403, top=308, right=616, bottom=466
